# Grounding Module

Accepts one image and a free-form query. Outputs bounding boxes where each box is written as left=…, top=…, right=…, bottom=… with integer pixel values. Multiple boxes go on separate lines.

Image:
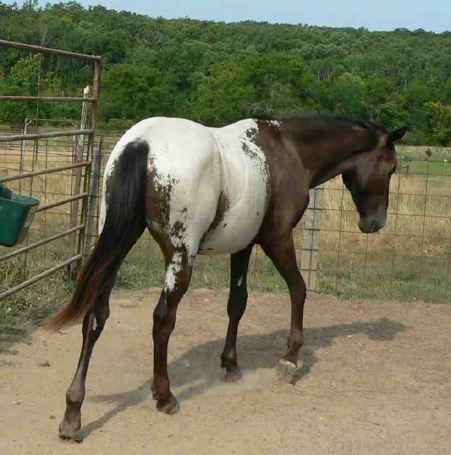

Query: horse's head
left=342, top=126, right=407, bottom=233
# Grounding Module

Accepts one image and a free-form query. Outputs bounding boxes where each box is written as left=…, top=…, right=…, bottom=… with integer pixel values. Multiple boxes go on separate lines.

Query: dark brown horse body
left=47, top=115, right=406, bottom=441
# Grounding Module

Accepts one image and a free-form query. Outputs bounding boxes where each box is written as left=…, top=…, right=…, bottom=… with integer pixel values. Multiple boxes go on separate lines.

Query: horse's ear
left=389, top=127, right=408, bottom=142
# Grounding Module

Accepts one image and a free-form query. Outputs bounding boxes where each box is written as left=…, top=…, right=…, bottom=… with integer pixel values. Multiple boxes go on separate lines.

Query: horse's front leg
left=262, top=234, right=306, bottom=384
left=151, top=247, right=193, bottom=414
left=220, top=244, right=253, bottom=382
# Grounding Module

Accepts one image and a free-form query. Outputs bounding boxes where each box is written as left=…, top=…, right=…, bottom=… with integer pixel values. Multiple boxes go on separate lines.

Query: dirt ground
left=0, top=288, right=450, bottom=455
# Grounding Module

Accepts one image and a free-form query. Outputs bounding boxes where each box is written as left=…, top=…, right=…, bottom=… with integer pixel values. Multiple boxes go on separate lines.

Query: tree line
left=0, top=1, right=450, bottom=145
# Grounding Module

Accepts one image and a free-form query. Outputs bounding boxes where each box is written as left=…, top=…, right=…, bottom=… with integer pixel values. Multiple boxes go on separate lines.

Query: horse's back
left=109, top=117, right=218, bottom=168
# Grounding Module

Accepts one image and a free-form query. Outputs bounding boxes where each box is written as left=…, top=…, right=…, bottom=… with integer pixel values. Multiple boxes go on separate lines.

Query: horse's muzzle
left=358, top=216, right=385, bottom=233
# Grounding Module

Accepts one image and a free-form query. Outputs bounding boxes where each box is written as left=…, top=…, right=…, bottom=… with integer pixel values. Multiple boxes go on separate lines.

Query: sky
left=6, top=0, right=451, bottom=32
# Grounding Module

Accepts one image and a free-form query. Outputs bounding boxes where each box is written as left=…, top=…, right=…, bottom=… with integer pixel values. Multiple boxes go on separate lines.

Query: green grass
left=317, top=253, right=451, bottom=304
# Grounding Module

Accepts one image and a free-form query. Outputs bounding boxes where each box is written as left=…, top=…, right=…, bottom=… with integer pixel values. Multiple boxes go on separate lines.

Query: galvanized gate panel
left=0, top=40, right=102, bottom=303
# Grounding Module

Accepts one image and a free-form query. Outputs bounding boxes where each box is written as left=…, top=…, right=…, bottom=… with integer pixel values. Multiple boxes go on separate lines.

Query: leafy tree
left=424, top=101, right=451, bottom=146
left=326, top=73, right=368, bottom=118
left=194, top=53, right=316, bottom=125
left=0, top=55, right=40, bottom=123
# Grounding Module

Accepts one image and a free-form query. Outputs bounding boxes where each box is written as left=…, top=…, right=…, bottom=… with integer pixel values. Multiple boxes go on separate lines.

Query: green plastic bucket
left=0, top=183, right=40, bottom=247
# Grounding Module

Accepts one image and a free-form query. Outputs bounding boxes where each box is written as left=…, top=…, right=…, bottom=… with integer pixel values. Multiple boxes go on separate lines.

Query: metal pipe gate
left=0, top=39, right=102, bottom=302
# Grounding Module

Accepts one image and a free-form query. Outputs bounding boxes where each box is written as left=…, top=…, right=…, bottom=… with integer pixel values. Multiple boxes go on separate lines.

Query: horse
left=46, top=114, right=406, bottom=441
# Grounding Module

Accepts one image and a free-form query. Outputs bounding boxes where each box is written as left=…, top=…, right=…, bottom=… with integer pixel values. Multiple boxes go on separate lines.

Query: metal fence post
left=68, top=85, right=91, bottom=279
left=19, top=118, right=32, bottom=194
left=84, top=138, right=102, bottom=256
left=301, top=184, right=324, bottom=291
left=76, top=60, right=102, bottom=270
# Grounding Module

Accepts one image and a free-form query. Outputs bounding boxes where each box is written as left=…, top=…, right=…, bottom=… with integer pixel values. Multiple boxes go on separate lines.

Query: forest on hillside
left=0, top=1, right=450, bottom=145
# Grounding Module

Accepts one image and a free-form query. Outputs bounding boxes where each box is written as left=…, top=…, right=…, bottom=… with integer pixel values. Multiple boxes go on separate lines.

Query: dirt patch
left=1, top=289, right=450, bottom=454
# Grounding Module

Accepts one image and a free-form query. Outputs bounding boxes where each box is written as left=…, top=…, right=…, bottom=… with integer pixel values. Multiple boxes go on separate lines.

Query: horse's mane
left=253, top=113, right=388, bottom=157
left=253, top=113, right=387, bottom=136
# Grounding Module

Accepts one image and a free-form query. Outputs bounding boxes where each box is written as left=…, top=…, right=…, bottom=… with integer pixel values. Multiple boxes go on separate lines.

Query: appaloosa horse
left=47, top=115, right=406, bottom=440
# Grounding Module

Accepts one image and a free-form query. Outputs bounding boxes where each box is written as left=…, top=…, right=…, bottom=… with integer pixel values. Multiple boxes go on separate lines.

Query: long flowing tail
left=45, top=140, right=149, bottom=331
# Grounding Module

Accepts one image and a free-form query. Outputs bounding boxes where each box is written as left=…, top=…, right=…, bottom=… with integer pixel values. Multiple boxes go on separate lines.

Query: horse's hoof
left=58, top=421, right=83, bottom=443
left=151, top=381, right=157, bottom=400
left=225, top=368, right=242, bottom=383
left=276, top=359, right=303, bottom=384
left=157, top=395, right=179, bottom=415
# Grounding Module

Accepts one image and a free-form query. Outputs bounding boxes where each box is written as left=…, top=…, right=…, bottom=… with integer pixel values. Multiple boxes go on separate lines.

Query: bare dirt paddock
left=1, top=289, right=450, bottom=455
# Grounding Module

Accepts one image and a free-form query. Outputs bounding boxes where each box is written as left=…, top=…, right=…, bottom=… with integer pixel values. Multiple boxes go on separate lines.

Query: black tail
left=45, top=141, right=149, bottom=331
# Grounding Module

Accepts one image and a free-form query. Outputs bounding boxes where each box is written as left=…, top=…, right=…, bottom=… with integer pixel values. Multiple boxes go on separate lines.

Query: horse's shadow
left=83, top=317, right=406, bottom=438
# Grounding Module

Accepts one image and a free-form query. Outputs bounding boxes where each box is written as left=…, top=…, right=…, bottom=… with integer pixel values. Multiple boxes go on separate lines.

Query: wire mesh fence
left=307, top=155, right=450, bottom=303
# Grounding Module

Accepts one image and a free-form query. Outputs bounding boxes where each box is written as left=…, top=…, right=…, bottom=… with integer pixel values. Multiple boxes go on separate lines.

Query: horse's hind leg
left=220, top=245, right=253, bottom=382
left=58, top=289, right=111, bottom=442
left=151, top=246, right=193, bottom=414
left=59, top=225, right=144, bottom=441
left=58, top=271, right=118, bottom=441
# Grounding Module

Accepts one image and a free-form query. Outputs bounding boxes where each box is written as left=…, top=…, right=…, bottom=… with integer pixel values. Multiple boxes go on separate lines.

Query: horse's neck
left=292, top=130, right=372, bottom=189
left=307, top=149, right=358, bottom=188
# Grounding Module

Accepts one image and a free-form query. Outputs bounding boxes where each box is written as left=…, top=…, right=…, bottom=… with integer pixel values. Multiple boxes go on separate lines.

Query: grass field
left=0, top=134, right=450, bottom=343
